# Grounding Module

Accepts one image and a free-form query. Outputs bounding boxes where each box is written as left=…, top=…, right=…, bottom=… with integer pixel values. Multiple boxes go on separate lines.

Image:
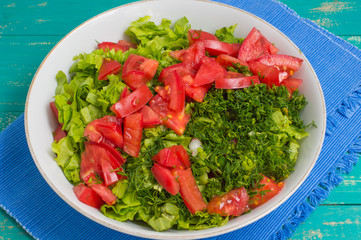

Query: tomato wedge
left=98, top=40, right=136, bottom=52
left=111, top=84, right=153, bottom=118
left=280, top=78, right=303, bottom=94
left=207, top=187, right=250, bottom=216
left=170, top=41, right=206, bottom=70
left=204, top=40, right=234, bottom=56
left=163, top=71, right=185, bottom=112
left=192, top=58, right=227, bottom=87
left=83, top=115, right=123, bottom=149
left=151, top=163, right=180, bottom=196
left=152, top=148, right=185, bottom=169
left=100, top=158, right=119, bottom=186
left=188, top=29, right=218, bottom=45
left=248, top=61, right=286, bottom=87
left=256, top=54, right=303, bottom=73
left=169, top=145, right=191, bottom=169
left=154, top=86, right=169, bottom=102
left=98, top=59, right=122, bottom=80
left=123, top=113, right=143, bottom=157
left=172, top=168, right=207, bottom=214
left=138, top=105, right=162, bottom=128
left=122, top=54, right=159, bottom=89
left=215, top=72, right=260, bottom=89
left=50, top=102, right=60, bottom=124
left=53, top=125, right=66, bottom=142
left=85, top=173, right=117, bottom=206
left=73, top=183, right=104, bottom=209
left=238, top=27, right=279, bottom=62
left=120, top=87, right=131, bottom=100
left=216, top=54, right=249, bottom=69
left=249, top=175, right=284, bottom=209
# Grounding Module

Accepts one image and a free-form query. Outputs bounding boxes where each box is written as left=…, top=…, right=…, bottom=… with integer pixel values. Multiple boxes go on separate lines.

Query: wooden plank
left=0, top=208, right=33, bottom=240
left=1, top=0, right=360, bottom=36
left=292, top=205, right=361, bottom=239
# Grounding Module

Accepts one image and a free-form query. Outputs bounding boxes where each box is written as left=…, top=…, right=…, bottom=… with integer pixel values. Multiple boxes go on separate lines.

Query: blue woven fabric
left=1, top=0, right=361, bottom=239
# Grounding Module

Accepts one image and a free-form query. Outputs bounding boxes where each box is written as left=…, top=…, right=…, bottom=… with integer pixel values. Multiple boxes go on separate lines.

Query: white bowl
left=25, top=0, right=326, bottom=239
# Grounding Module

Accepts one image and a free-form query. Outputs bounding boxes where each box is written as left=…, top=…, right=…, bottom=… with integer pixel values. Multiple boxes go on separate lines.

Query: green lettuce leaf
left=215, top=24, right=244, bottom=44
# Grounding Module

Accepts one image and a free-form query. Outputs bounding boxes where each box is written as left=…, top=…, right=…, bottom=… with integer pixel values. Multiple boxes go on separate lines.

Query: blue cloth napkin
left=1, top=0, right=361, bottom=239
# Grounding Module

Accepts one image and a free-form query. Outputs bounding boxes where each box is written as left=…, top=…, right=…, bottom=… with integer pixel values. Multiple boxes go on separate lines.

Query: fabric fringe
left=270, top=136, right=361, bottom=240
left=337, top=87, right=361, bottom=118
left=325, top=116, right=339, bottom=136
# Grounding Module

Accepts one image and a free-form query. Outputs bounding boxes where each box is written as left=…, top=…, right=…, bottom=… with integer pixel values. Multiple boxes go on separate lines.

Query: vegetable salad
left=51, top=16, right=309, bottom=231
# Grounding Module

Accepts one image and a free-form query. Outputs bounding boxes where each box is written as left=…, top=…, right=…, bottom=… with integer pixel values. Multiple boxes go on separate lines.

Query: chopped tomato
left=172, top=168, right=207, bottom=214
left=138, top=105, right=162, bottom=128
left=53, top=125, right=66, bottom=141
left=280, top=78, right=303, bottom=94
left=188, top=29, right=218, bottom=45
left=122, top=54, right=159, bottom=89
left=123, top=113, right=143, bottom=157
left=149, top=94, right=190, bottom=135
left=169, top=145, right=191, bottom=169
left=215, top=72, right=260, bottom=89
left=170, top=41, right=206, bottom=70
left=73, top=183, right=104, bottom=208
left=50, top=102, right=60, bottom=124
left=120, top=87, right=131, bottom=100
left=154, top=86, right=169, bottom=101
left=192, top=58, right=227, bottom=87
left=249, top=175, right=284, bottom=208
left=248, top=61, right=285, bottom=87
left=159, top=63, right=197, bottom=82
left=207, top=187, right=250, bottom=216
left=83, top=115, right=123, bottom=149
left=231, top=43, right=242, bottom=57
left=256, top=54, right=303, bottom=73
left=98, top=59, right=122, bottom=80
left=85, top=173, right=117, bottom=205
left=151, top=163, right=180, bottom=196
left=216, top=54, right=249, bottom=69
left=238, top=27, right=279, bottom=62
left=204, top=40, right=234, bottom=56
left=184, top=82, right=212, bottom=103
left=100, top=158, right=119, bottom=186
left=163, top=71, right=185, bottom=112
left=111, top=84, right=153, bottom=118
left=152, top=148, right=185, bottom=169
left=98, top=40, right=136, bottom=52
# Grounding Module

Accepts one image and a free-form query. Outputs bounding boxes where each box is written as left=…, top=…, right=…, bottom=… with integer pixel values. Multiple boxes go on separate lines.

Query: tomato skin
left=192, top=58, right=227, bottom=87
left=53, top=125, right=66, bottom=141
left=138, top=105, right=162, bottom=128
left=169, top=145, right=191, bottom=169
left=173, top=168, right=207, bottom=214
left=98, top=59, right=122, bottom=80
left=122, top=54, right=159, bottom=89
left=188, top=29, right=218, bottom=45
left=85, top=173, right=117, bottom=206
left=280, top=78, right=303, bottom=95
left=230, top=43, right=242, bottom=57
left=163, top=71, right=185, bottom=112
left=248, top=61, right=285, bottom=87
left=98, top=40, right=136, bottom=52
left=215, top=72, right=260, bottom=89
left=83, top=115, right=123, bottom=149
left=204, top=40, right=234, bottom=56
left=256, top=54, right=303, bottom=72
left=120, top=87, right=131, bottom=100
left=152, top=148, right=185, bottom=169
left=73, top=183, right=104, bottom=209
left=170, top=41, right=206, bottom=70
left=154, top=86, right=169, bottom=102
left=238, top=27, right=279, bottom=62
left=216, top=54, right=249, bottom=69
left=151, top=163, right=180, bottom=196
left=100, top=158, right=119, bottom=186
left=117, top=40, right=137, bottom=51
left=207, top=187, right=250, bottom=216
left=249, top=175, right=284, bottom=209
left=111, top=84, right=153, bottom=118
left=123, top=113, right=143, bottom=157
left=50, top=102, right=60, bottom=124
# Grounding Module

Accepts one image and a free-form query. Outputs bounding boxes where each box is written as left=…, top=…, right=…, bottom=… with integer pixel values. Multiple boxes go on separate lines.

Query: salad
left=50, top=16, right=309, bottom=231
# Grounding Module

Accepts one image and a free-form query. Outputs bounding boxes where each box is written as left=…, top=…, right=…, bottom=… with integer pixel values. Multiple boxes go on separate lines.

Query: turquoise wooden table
left=1, top=0, right=361, bottom=239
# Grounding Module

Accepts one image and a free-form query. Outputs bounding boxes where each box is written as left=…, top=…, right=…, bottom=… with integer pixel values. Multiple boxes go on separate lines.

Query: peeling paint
left=35, top=19, right=49, bottom=24
left=28, top=42, right=52, bottom=46
left=323, top=219, right=359, bottom=226
left=302, top=229, right=324, bottom=239
left=4, top=3, right=16, bottom=8
left=312, top=18, right=339, bottom=28
left=38, top=2, right=48, bottom=7
left=311, top=1, right=353, bottom=14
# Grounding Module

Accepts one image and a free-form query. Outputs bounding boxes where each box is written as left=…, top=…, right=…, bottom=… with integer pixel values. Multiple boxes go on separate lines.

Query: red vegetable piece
left=204, top=40, right=234, bottom=56
left=230, top=43, right=242, bottom=57
left=100, top=158, right=119, bottom=186
left=163, top=71, right=185, bottom=112
left=98, top=59, right=122, bottom=80
left=170, top=41, right=206, bottom=70
left=173, top=168, right=207, bottom=214
left=238, top=27, right=279, bottom=62
left=98, top=40, right=136, bottom=52
left=249, top=175, right=284, bottom=209
left=169, top=145, right=191, bottom=169
left=86, top=173, right=117, bottom=205
left=188, top=29, right=218, bottom=45
left=50, top=102, right=60, bottom=124
left=192, top=58, right=227, bottom=87
left=248, top=61, right=285, bottom=87
left=139, top=105, right=162, bottom=128
left=154, top=86, right=169, bottom=102
left=117, top=40, right=137, bottom=51
left=152, top=148, right=185, bottom=169
left=215, top=72, right=260, bottom=89
left=216, top=54, right=249, bottom=69
left=207, top=187, right=250, bottom=216
left=73, top=183, right=104, bottom=209
left=122, top=54, right=159, bottom=89
left=53, top=125, right=66, bottom=141
left=151, top=163, right=180, bottom=196
left=83, top=115, right=123, bottom=149
left=280, top=78, right=303, bottom=95
left=123, top=113, right=143, bottom=157
left=256, top=54, right=303, bottom=73
left=111, top=84, right=153, bottom=118
left=120, top=87, right=131, bottom=100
